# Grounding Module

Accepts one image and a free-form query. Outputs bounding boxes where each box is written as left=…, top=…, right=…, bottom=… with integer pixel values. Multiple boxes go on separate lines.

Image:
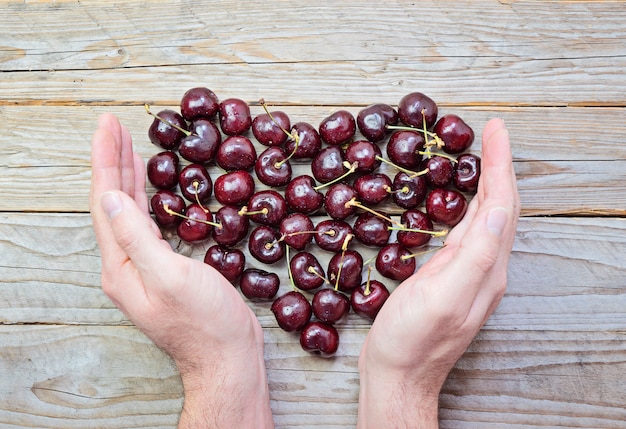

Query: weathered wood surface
left=1, top=0, right=625, bottom=428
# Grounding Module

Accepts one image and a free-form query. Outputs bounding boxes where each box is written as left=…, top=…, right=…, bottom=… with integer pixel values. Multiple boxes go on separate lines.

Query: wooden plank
left=2, top=0, right=625, bottom=72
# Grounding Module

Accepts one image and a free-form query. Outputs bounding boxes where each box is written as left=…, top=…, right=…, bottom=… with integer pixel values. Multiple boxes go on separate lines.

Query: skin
left=90, top=114, right=518, bottom=428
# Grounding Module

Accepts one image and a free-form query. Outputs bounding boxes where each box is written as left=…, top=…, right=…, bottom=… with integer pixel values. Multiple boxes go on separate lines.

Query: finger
left=132, top=152, right=150, bottom=216
left=120, top=125, right=136, bottom=197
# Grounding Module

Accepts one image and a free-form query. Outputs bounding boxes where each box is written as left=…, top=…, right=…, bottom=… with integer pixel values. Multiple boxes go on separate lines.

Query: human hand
left=357, top=118, right=520, bottom=428
left=89, top=114, right=274, bottom=428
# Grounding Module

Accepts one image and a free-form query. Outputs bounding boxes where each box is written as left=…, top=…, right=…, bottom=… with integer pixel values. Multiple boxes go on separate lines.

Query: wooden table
left=1, top=1, right=625, bottom=427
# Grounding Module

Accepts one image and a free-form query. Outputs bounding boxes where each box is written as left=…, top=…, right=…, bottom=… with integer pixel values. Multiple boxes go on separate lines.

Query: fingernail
left=486, top=207, right=508, bottom=237
left=101, top=192, right=122, bottom=220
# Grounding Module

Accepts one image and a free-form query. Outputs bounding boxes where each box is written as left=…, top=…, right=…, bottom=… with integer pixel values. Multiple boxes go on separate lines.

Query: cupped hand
left=357, top=118, right=520, bottom=428
left=89, top=114, right=274, bottom=428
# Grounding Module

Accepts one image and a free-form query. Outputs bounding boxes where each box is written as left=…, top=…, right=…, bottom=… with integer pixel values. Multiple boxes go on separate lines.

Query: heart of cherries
left=145, top=88, right=480, bottom=357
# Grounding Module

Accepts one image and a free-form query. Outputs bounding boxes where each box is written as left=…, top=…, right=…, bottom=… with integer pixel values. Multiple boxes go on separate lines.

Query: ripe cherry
left=454, top=153, right=481, bottom=192
left=351, top=279, right=390, bottom=320
left=311, top=146, right=346, bottom=184
left=284, top=175, right=324, bottom=215
left=215, top=136, right=257, bottom=171
left=147, top=151, right=179, bottom=190
left=324, top=183, right=358, bottom=220
left=312, top=289, right=350, bottom=324
left=148, top=109, right=187, bottom=150
left=213, top=170, right=255, bottom=207
left=212, top=205, right=249, bottom=247
left=433, top=114, right=475, bottom=154
left=299, top=321, right=339, bottom=356
left=245, top=190, right=288, bottom=226
left=252, top=110, right=291, bottom=146
left=180, top=87, right=219, bottom=121
left=353, top=173, right=392, bottom=206
left=396, top=209, right=435, bottom=248
left=150, top=190, right=185, bottom=228
left=279, top=213, right=315, bottom=251
left=397, top=92, right=438, bottom=129
left=219, top=98, right=252, bottom=136
left=319, top=110, right=356, bottom=145
left=255, top=146, right=292, bottom=187
left=290, top=251, right=326, bottom=292
left=179, top=164, right=212, bottom=204
left=285, top=122, right=322, bottom=159
left=376, top=243, right=416, bottom=281
left=314, top=219, right=354, bottom=253
left=240, top=269, right=280, bottom=301
left=179, top=119, right=221, bottom=164
left=271, top=291, right=312, bottom=332
left=248, top=225, right=285, bottom=264
left=353, top=212, right=391, bottom=247
left=423, top=155, right=454, bottom=188
left=392, top=172, right=427, bottom=209
left=328, top=249, right=363, bottom=292
left=176, top=203, right=214, bottom=244
left=203, top=245, right=245, bottom=282
left=426, top=188, right=468, bottom=226
left=386, top=130, right=425, bottom=170
left=357, top=103, right=398, bottom=142
left=344, top=140, right=382, bottom=174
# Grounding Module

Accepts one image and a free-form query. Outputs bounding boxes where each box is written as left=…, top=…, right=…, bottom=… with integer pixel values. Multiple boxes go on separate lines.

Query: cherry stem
left=418, top=150, right=457, bottom=163
left=375, top=155, right=428, bottom=177
left=238, top=206, right=269, bottom=216
left=387, top=226, right=449, bottom=237
left=333, top=233, right=354, bottom=291
left=313, top=161, right=358, bottom=191
left=307, top=266, right=330, bottom=285
left=163, top=204, right=221, bottom=228
left=192, top=181, right=210, bottom=213
left=345, top=198, right=404, bottom=228
left=260, top=99, right=300, bottom=169
left=400, top=244, right=445, bottom=261
left=285, top=245, right=299, bottom=292
left=364, top=265, right=373, bottom=296
left=144, top=104, right=191, bottom=137
left=386, top=124, right=438, bottom=140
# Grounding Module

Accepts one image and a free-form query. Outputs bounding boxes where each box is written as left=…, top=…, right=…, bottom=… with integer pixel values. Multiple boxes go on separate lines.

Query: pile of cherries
left=145, top=88, right=480, bottom=357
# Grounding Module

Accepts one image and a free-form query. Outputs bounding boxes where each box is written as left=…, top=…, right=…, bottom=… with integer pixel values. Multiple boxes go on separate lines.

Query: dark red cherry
left=212, top=205, right=249, bottom=247
left=213, top=170, right=255, bottom=206
left=285, top=122, right=322, bottom=159
left=179, top=164, right=212, bottom=204
left=176, top=203, right=214, bottom=244
left=284, top=175, right=324, bottom=215
left=397, top=92, right=438, bottom=129
left=246, top=190, right=287, bottom=226
left=345, top=140, right=382, bottom=174
left=324, top=183, right=358, bottom=220
left=215, top=136, right=257, bottom=171
left=290, top=251, right=326, bottom=291
left=433, top=114, right=475, bottom=154
left=219, top=98, right=252, bottom=136
left=357, top=103, right=398, bottom=142
left=147, top=151, right=179, bottom=190
left=179, top=119, right=222, bottom=164
left=328, top=250, right=363, bottom=292
left=271, top=291, right=312, bottom=332
left=203, top=245, right=245, bottom=282
left=279, top=213, right=315, bottom=251
left=180, top=87, right=219, bottom=121
left=353, top=173, right=392, bottom=206
left=319, top=110, right=356, bottom=145
left=453, top=153, right=481, bottom=192
left=376, top=243, right=416, bottom=281
left=148, top=109, right=187, bottom=150
left=311, top=146, right=346, bottom=184
left=350, top=280, right=390, bottom=320
left=426, top=188, right=468, bottom=226
left=397, top=209, right=434, bottom=248
left=150, top=190, right=185, bottom=228
left=248, top=225, right=285, bottom=264
left=392, top=172, right=427, bottom=209
left=353, top=212, right=391, bottom=247
left=240, top=269, right=280, bottom=301
left=386, top=130, right=425, bottom=170
left=423, top=155, right=454, bottom=188
left=312, top=289, right=350, bottom=324
left=255, top=146, right=292, bottom=187
left=300, top=321, right=339, bottom=357
left=252, top=110, right=290, bottom=146
left=314, top=219, right=354, bottom=253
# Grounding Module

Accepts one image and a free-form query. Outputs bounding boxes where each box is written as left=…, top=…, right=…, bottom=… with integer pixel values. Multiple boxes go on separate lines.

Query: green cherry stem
left=163, top=204, right=221, bottom=228
left=345, top=197, right=404, bottom=228
left=333, top=233, right=354, bottom=291
left=387, top=226, right=449, bottom=238
left=313, top=161, right=359, bottom=191
left=144, top=104, right=192, bottom=137
left=375, top=155, right=429, bottom=178
left=400, top=244, right=446, bottom=261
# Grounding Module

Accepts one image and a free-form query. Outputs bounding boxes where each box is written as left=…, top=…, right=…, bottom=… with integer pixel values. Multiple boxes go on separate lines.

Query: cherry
left=176, top=203, right=214, bottom=243
left=423, top=155, right=454, bottom=188
left=392, top=172, right=427, bottom=209
left=148, top=109, right=187, bottom=150
left=213, top=170, right=255, bottom=206
left=284, top=175, right=324, bottom=215
left=290, top=251, right=326, bottom=291
left=319, top=110, right=356, bottom=145
left=324, top=183, right=358, bottom=220
left=454, top=153, right=481, bottom=192
left=353, top=173, right=392, bottom=206
left=285, top=122, right=322, bottom=159
left=179, top=164, right=213, bottom=204
left=179, top=119, right=221, bottom=164
left=203, top=245, right=245, bottom=282
left=147, top=151, right=179, bottom=190
left=397, top=92, right=438, bottom=129
left=215, top=135, right=257, bottom=171
left=150, top=190, right=185, bottom=228
left=180, top=87, right=219, bottom=121
left=299, top=321, right=339, bottom=356
left=375, top=243, right=416, bottom=281
left=212, top=205, right=249, bottom=247
left=248, top=225, right=285, bottom=264
left=219, top=98, right=252, bottom=136
left=255, top=146, right=292, bottom=187
left=353, top=212, right=391, bottom=247
left=426, top=188, right=468, bottom=226
left=386, top=130, right=425, bottom=170
left=252, top=109, right=291, bottom=146
left=396, top=209, right=435, bottom=248
left=312, top=288, right=350, bottom=324
left=311, top=146, right=346, bottom=184
left=433, top=114, right=475, bottom=154
left=279, top=213, right=315, bottom=251
left=357, top=103, right=398, bottom=142
left=351, top=279, right=390, bottom=320
left=245, top=190, right=287, bottom=226
left=240, top=269, right=280, bottom=301
left=328, top=249, right=363, bottom=292
left=345, top=140, right=382, bottom=174
left=271, top=290, right=312, bottom=332
left=314, top=219, right=353, bottom=253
